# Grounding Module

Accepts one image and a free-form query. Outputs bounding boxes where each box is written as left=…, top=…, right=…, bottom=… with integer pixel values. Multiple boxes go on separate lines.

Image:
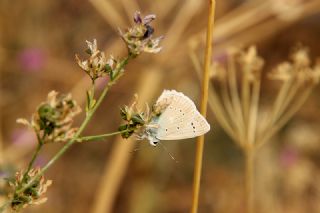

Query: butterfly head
left=148, top=136, right=159, bottom=146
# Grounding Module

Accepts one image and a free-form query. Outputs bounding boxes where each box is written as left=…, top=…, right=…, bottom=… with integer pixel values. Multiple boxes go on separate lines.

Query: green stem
left=14, top=56, right=130, bottom=195
left=0, top=201, right=10, bottom=212
left=24, top=143, right=43, bottom=175
left=76, top=130, right=128, bottom=142
left=19, top=134, right=45, bottom=190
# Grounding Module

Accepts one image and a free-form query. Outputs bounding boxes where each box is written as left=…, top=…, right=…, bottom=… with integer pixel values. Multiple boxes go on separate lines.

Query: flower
left=17, top=91, right=81, bottom=143
left=18, top=48, right=46, bottom=72
left=237, top=46, right=264, bottom=82
left=119, top=11, right=163, bottom=57
left=76, top=39, right=115, bottom=82
left=269, top=46, right=320, bottom=84
left=9, top=168, right=52, bottom=211
left=118, top=95, right=151, bottom=139
left=118, top=93, right=170, bottom=140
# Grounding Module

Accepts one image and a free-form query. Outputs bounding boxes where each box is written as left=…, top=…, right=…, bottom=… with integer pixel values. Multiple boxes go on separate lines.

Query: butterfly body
left=145, top=90, right=210, bottom=146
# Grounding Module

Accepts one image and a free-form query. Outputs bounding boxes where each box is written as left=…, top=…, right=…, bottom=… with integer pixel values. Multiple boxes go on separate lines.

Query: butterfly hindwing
left=155, top=90, right=210, bottom=140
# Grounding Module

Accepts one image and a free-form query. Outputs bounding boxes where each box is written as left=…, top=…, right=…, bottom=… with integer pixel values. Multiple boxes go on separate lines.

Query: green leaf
left=105, top=64, right=112, bottom=73
left=131, top=114, right=145, bottom=125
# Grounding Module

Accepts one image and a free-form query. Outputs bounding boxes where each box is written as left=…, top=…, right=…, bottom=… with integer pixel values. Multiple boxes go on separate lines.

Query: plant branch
left=245, top=146, right=254, bottom=213
left=76, top=130, right=129, bottom=142
left=14, top=56, right=130, bottom=196
left=256, top=85, right=313, bottom=149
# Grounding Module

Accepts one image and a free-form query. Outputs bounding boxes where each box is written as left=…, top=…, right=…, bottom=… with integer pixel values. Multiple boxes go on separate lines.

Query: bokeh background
left=1, top=0, right=320, bottom=212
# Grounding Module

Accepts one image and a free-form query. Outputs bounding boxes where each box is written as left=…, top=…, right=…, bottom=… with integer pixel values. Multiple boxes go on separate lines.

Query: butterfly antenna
left=159, top=142, right=179, bottom=163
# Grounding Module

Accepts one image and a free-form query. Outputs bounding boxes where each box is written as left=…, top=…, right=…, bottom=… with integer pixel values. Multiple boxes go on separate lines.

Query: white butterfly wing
left=155, top=90, right=210, bottom=140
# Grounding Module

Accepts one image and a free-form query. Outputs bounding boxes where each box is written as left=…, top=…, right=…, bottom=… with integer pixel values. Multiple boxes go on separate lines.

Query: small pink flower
left=280, top=147, right=299, bottom=168
left=18, top=48, right=46, bottom=72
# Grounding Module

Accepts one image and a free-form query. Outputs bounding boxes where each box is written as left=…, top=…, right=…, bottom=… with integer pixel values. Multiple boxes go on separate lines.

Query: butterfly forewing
left=155, top=90, right=210, bottom=140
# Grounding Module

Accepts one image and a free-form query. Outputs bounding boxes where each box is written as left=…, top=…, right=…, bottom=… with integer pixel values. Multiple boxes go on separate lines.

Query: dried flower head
left=269, top=46, right=320, bottom=84
left=76, top=39, right=116, bottom=82
left=8, top=168, right=52, bottom=211
left=17, top=91, right=81, bottom=143
left=119, top=11, right=163, bottom=57
left=118, top=95, right=152, bottom=139
left=237, top=46, right=264, bottom=82
left=210, top=62, right=226, bottom=81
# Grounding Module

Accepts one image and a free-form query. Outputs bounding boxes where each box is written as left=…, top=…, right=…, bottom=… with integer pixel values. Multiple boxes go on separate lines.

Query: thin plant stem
left=273, top=81, right=300, bottom=121
left=190, top=1, right=215, bottom=213
left=257, top=86, right=313, bottom=149
left=13, top=57, right=130, bottom=196
left=76, top=130, right=128, bottom=142
left=241, top=67, right=250, bottom=140
left=248, top=80, right=260, bottom=145
left=227, top=53, right=245, bottom=144
left=268, top=80, right=292, bottom=124
left=245, top=146, right=254, bottom=213
left=221, top=76, right=238, bottom=131
left=189, top=51, right=237, bottom=141
left=0, top=201, right=10, bottom=213
left=24, top=142, right=43, bottom=175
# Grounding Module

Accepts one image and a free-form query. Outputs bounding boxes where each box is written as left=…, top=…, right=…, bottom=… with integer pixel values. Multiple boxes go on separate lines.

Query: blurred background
left=1, top=0, right=320, bottom=212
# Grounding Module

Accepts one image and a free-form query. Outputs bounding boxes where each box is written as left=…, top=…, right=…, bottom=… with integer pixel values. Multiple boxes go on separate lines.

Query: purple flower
left=280, top=147, right=299, bottom=168
left=18, top=48, right=46, bottom=72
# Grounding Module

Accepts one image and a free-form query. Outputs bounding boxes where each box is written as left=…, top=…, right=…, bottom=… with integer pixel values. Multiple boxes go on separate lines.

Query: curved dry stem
left=248, top=80, right=260, bottom=145
left=227, top=54, right=245, bottom=144
left=91, top=69, right=162, bottom=213
left=189, top=51, right=237, bottom=142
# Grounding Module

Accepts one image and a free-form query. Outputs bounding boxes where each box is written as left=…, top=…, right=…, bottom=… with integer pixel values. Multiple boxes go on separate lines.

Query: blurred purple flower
left=34, top=155, right=46, bottom=167
left=0, top=171, right=9, bottom=178
left=280, top=147, right=299, bottom=168
left=11, top=128, right=36, bottom=147
left=18, top=48, right=46, bottom=72
left=96, top=77, right=108, bottom=91
left=213, top=52, right=228, bottom=63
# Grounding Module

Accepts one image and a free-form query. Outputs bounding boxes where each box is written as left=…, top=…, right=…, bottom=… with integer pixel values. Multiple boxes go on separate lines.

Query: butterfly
left=144, top=90, right=210, bottom=146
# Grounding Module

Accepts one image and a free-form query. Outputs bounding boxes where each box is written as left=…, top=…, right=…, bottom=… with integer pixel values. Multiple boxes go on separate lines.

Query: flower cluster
left=8, top=168, right=52, bottom=211
left=118, top=95, right=152, bottom=139
left=210, top=46, right=264, bottom=84
left=119, top=11, right=163, bottom=57
left=237, top=46, right=264, bottom=82
left=76, top=39, right=117, bottom=82
left=17, top=91, right=81, bottom=143
left=118, top=94, right=170, bottom=140
left=269, top=46, right=320, bottom=84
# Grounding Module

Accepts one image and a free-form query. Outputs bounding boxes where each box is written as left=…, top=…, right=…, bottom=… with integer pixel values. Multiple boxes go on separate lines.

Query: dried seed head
left=17, top=91, right=81, bottom=143
left=268, top=62, right=293, bottom=81
left=118, top=94, right=166, bottom=140
left=9, top=168, right=52, bottom=211
left=269, top=46, right=320, bottom=85
left=119, top=11, right=163, bottom=57
left=210, top=62, right=226, bottom=81
left=76, top=39, right=116, bottom=82
left=237, top=46, right=264, bottom=82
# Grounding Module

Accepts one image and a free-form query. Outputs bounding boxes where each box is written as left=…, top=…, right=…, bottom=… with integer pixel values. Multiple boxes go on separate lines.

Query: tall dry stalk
left=91, top=69, right=163, bottom=213
left=190, top=1, right=216, bottom=213
left=190, top=45, right=320, bottom=213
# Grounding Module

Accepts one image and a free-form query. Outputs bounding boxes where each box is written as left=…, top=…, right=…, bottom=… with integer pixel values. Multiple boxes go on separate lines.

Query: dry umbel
left=191, top=45, right=319, bottom=213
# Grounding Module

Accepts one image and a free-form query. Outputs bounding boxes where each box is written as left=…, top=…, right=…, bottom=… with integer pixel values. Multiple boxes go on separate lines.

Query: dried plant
left=0, top=11, right=163, bottom=212
left=190, top=1, right=216, bottom=213
left=191, top=45, right=319, bottom=213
